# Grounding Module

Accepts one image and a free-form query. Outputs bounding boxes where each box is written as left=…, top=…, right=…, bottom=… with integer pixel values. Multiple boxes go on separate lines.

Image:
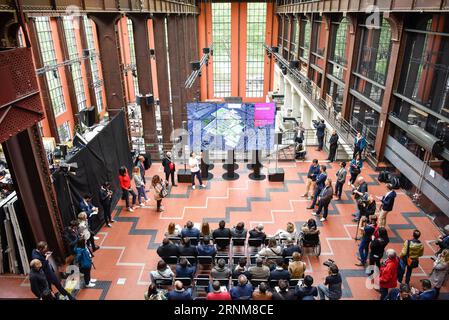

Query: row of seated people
left=166, top=220, right=306, bottom=243
left=150, top=254, right=307, bottom=288
left=146, top=275, right=319, bottom=301
left=157, top=236, right=306, bottom=260
left=158, top=219, right=320, bottom=259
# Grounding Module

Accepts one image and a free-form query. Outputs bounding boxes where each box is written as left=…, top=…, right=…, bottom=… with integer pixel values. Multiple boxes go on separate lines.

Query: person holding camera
left=313, top=119, right=326, bottom=151
left=295, top=275, right=318, bottom=300
left=307, top=165, right=327, bottom=209
left=99, top=181, right=115, bottom=227
left=302, top=159, right=320, bottom=200
left=317, top=262, right=342, bottom=300
left=351, top=176, right=368, bottom=222
left=312, top=178, right=334, bottom=222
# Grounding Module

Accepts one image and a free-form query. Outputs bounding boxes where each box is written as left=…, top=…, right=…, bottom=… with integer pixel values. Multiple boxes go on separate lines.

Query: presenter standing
left=189, top=152, right=206, bottom=189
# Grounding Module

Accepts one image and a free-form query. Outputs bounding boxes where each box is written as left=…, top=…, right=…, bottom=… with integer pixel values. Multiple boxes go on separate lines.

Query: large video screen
left=187, top=102, right=276, bottom=151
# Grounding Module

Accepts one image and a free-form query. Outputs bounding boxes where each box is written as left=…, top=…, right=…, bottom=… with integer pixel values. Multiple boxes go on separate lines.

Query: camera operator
left=313, top=119, right=326, bottom=151
left=317, top=261, right=342, bottom=300
left=351, top=176, right=368, bottom=223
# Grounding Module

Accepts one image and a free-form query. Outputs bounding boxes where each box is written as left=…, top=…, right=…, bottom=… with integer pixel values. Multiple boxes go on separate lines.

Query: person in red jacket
left=206, top=280, right=231, bottom=300
left=379, top=248, right=400, bottom=300
left=118, top=166, right=137, bottom=212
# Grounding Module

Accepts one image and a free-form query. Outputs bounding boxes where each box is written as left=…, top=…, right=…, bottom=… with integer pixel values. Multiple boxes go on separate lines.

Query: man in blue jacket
left=167, top=281, right=193, bottom=300
left=79, top=194, right=98, bottom=218
left=303, top=159, right=321, bottom=200
left=353, top=132, right=367, bottom=159
left=181, top=221, right=200, bottom=240
left=175, top=258, right=196, bottom=278
left=313, top=120, right=326, bottom=151
left=230, top=275, right=254, bottom=300
left=308, top=165, right=327, bottom=209
left=412, top=279, right=437, bottom=300
left=376, top=183, right=397, bottom=228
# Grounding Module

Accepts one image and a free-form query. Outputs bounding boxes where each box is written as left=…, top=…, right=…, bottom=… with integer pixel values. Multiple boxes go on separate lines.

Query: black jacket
left=295, top=286, right=318, bottom=300
left=179, top=245, right=198, bottom=257
left=31, top=249, right=58, bottom=284
left=282, top=245, right=301, bottom=258
left=212, top=228, right=231, bottom=239
left=329, top=134, right=339, bottom=147
left=270, top=269, right=291, bottom=281
left=63, top=227, right=79, bottom=254
left=162, top=157, right=175, bottom=174
left=272, top=289, right=296, bottom=300
left=29, top=268, right=50, bottom=299
left=99, top=187, right=112, bottom=207
left=248, top=229, right=266, bottom=242
left=157, top=243, right=180, bottom=257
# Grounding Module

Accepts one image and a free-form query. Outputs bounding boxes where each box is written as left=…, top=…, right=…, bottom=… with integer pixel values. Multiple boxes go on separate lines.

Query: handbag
left=159, top=182, right=169, bottom=198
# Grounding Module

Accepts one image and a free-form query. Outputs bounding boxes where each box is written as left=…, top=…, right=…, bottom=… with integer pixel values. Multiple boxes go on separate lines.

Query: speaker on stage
left=80, top=106, right=96, bottom=127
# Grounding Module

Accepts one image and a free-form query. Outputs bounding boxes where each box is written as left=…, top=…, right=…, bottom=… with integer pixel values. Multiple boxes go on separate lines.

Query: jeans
left=397, top=262, right=417, bottom=285
left=137, top=186, right=147, bottom=204
left=317, top=284, right=339, bottom=300
left=191, top=171, right=203, bottom=186
left=165, top=170, right=175, bottom=185
left=122, top=188, right=137, bottom=208
left=379, top=287, right=389, bottom=300
left=80, top=267, right=91, bottom=285
left=335, top=181, right=344, bottom=198
left=358, top=238, right=370, bottom=265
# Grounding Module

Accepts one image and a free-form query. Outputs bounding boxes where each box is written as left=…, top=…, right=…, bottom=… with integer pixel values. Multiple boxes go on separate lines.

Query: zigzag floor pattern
left=1, top=148, right=447, bottom=300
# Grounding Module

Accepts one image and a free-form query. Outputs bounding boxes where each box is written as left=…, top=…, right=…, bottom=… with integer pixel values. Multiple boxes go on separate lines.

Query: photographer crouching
left=317, top=260, right=343, bottom=300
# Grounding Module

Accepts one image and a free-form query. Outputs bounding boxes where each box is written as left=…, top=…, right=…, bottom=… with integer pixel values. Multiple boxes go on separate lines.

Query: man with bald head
left=249, top=224, right=266, bottom=242
left=230, top=274, right=253, bottom=300
left=29, top=259, right=54, bottom=300
left=351, top=176, right=368, bottom=222
left=167, top=280, right=192, bottom=300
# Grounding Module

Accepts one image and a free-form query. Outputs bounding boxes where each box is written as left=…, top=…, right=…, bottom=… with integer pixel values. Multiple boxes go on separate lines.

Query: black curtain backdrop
left=52, top=111, right=132, bottom=233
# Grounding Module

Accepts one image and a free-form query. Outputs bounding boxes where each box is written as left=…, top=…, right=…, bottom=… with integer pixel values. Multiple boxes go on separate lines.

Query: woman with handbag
left=152, top=175, right=168, bottom=212
left=398, top=230, right=424, bottom=285
left=429, top=249, right=449, bottom=298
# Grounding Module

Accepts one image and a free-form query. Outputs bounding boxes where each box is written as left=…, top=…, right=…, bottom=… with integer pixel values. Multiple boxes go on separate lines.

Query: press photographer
left=317, top=260, right=342, bottom=300
left=350, top=176, right=368, bottom=223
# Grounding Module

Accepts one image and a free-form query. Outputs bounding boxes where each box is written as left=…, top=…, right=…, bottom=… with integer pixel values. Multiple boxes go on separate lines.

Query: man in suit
left=312, top=179, right=334, bottom=222
left=376, top=183, right=397, bottom=228
left=308, top=165, right=327, bottom=209
left=157, top=238, right=180, bottom=258
left=303, top=159, right=321, bottom=200
left=351, top=176, right=369, bottom=222
left=334, top=162, right=347, bottom=200
left=327, top=130, right=339, bottom=162
left=212, top=220, right=232, bottom=250
left=162, top=151, right=176, bottom=186
left=353, top=132, right=367, bottom=159
left=313, top=120, right=326, bottom=151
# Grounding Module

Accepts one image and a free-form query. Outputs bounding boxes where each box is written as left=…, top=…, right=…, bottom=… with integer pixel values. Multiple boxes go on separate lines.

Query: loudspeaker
left=224, top=96, right=243, bottom=103
left=136, top=94, right=143, bottom=106
left=276, top=132, right=283, bottom=145
left=82, top=49, right=90, bottom=58
left=191, top=61, right=201, bottom=71
left=289, top=60, right=299, bottom=69
left=268, top=168, right=285, bottom=182
left=271, top=46, right=279, bottom=53
left=146, top=94, right=154, bottom=106
left=149, top=49, right=155, bottom=56
left=203, top=47, right=210, bottom=54
left=177, top=169, right=191, bottom=183
left=80, top=106, right=96, bottom=127
left=281, top=66, right=288, bottom=75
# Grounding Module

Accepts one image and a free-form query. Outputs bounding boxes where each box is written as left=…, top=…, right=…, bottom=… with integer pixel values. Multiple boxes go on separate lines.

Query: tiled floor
left=1, top=148, right=447, bottom=300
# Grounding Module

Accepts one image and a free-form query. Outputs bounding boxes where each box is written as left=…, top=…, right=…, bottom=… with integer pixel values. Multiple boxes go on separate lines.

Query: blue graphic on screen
left=187, top=102, right=275, bottom=151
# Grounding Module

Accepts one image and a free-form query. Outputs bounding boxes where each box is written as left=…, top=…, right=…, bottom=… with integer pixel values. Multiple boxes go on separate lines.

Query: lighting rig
left=185, top=45, right=213, bottom=89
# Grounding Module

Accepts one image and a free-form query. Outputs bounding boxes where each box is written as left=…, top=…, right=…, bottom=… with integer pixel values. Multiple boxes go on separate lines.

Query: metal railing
left=266, top=44, right=377, bottom=165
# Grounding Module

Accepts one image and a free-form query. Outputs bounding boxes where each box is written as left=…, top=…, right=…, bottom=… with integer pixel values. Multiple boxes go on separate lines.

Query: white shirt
left=189, top=156, right=200, bottom=173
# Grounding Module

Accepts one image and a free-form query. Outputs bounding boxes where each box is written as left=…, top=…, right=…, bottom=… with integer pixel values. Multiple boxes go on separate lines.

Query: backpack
left=378, top=170, right=390, bottom=183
